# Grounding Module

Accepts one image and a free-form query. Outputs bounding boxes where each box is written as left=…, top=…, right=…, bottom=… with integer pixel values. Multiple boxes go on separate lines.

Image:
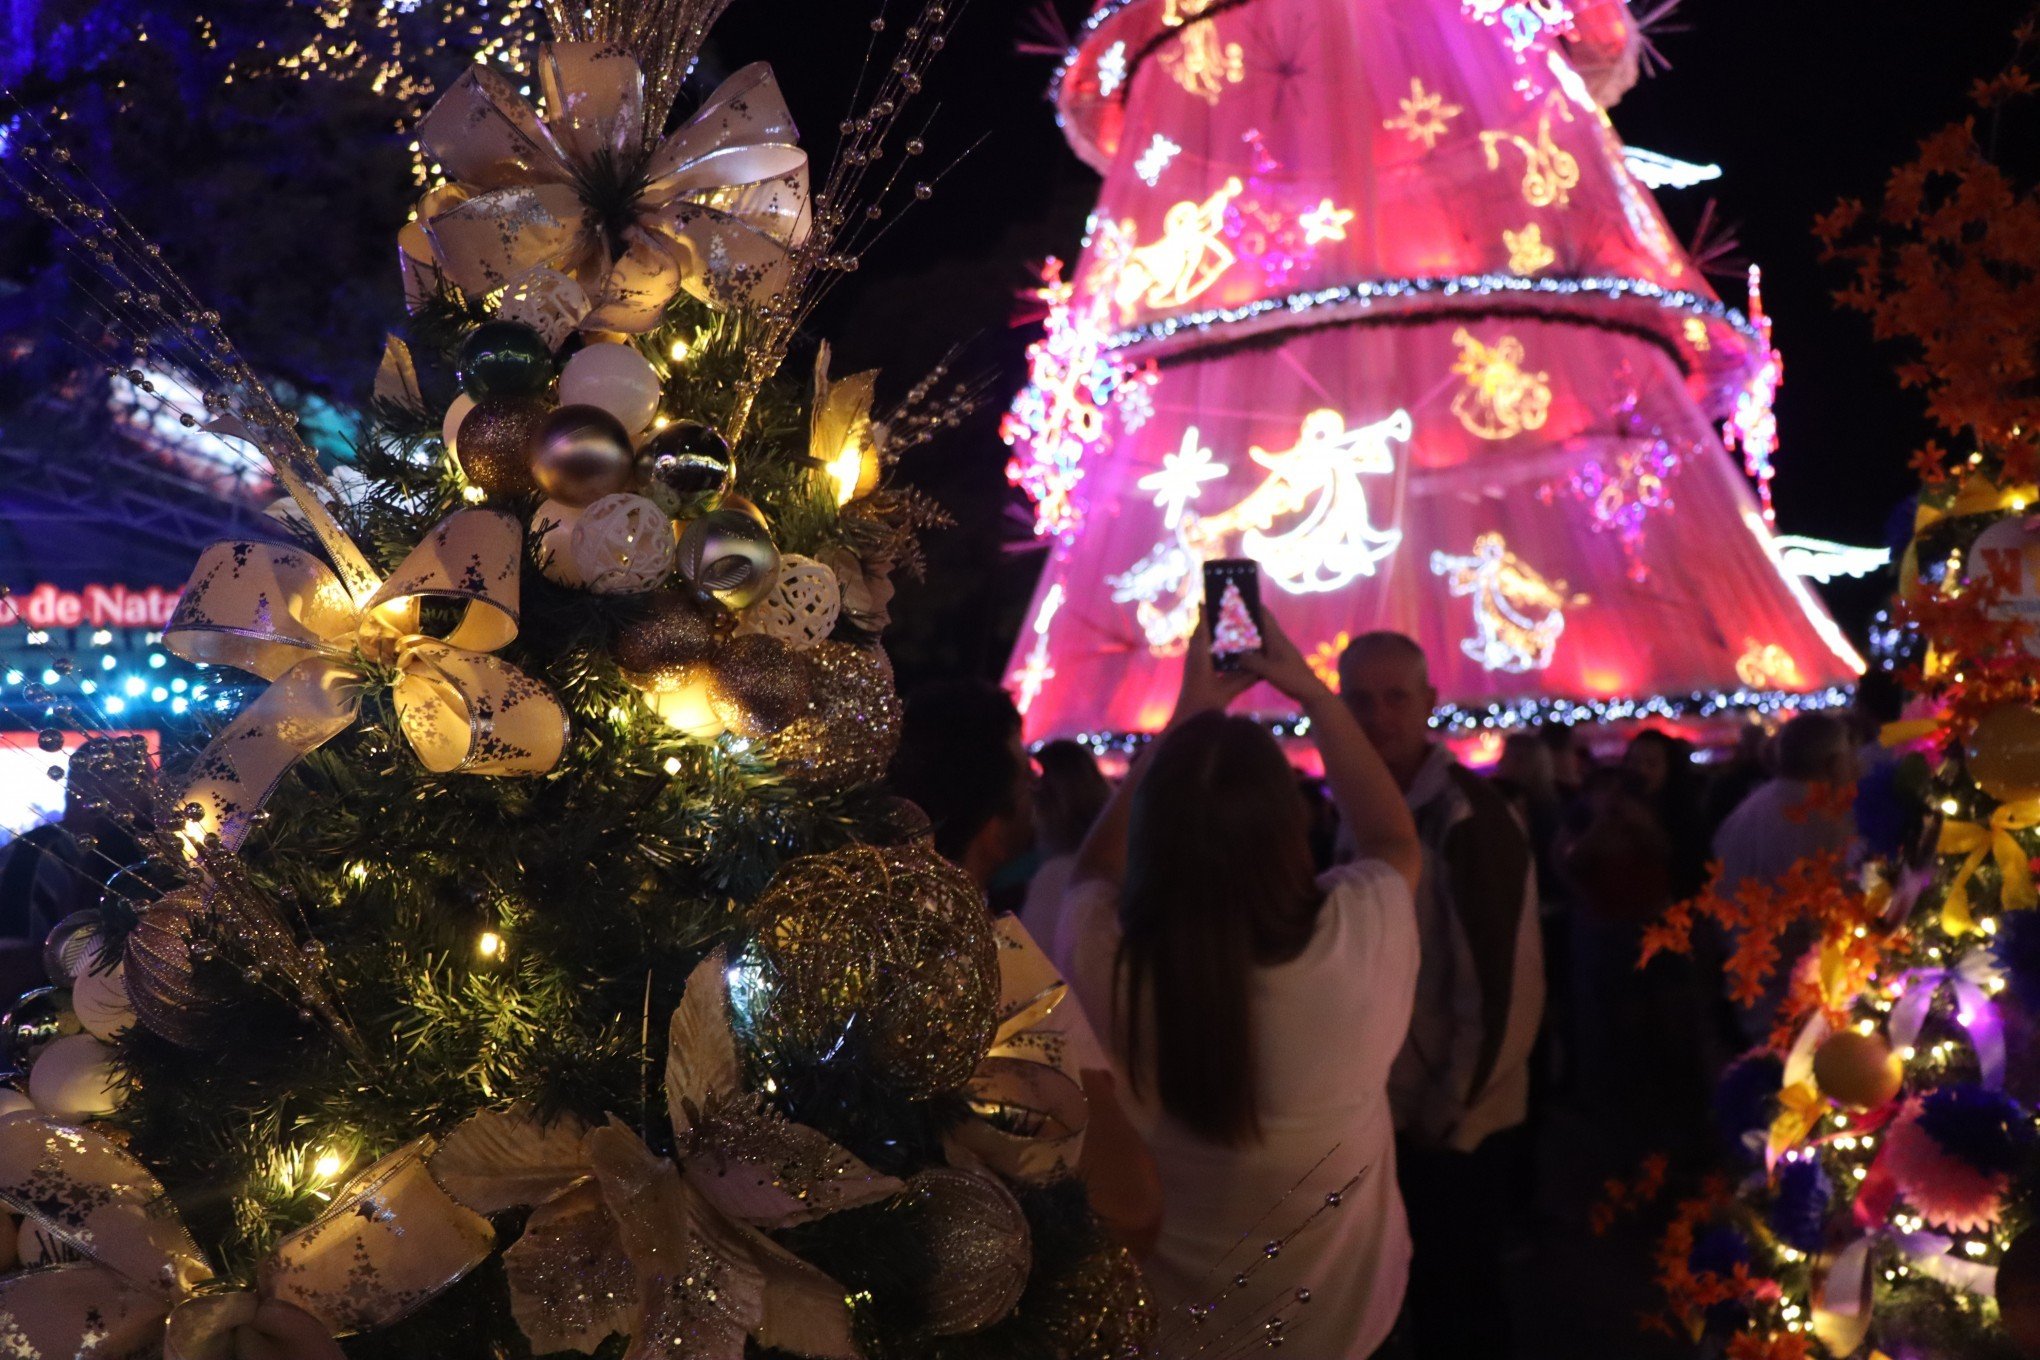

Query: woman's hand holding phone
left=1172, top=616, right=1256, bottom=723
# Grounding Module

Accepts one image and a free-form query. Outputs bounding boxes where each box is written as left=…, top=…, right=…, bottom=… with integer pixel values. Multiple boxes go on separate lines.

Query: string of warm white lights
left=1058, top=684, right=1854, bottom=754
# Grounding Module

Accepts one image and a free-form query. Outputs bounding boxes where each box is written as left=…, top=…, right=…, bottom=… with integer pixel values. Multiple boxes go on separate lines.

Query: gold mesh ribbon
left=411, top=46, right=810, bottom=330
left=164, top=508, right=569, bottom=853
left=0, top=1115, right=490, bottom=1359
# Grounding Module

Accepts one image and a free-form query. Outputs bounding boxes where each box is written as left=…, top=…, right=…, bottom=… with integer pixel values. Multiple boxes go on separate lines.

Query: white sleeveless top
left=1059, top=860, right=1419, bottom=1357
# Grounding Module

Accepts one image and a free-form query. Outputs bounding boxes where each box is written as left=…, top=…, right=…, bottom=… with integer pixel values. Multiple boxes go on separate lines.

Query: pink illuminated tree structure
left=1002, top=0, right=1862, bottom=742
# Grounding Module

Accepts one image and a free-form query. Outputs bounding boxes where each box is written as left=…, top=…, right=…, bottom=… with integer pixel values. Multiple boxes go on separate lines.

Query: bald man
left=1338, top=632, right=1543, bottom=1359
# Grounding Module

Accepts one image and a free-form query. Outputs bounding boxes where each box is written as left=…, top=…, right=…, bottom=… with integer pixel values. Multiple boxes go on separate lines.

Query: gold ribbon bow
left=0, top=1114, right=490, bottom=1359
left=165, top=508, right=569, bottom=853
left=1937, top=799, right=2040, bottom=934
left=404, top=45, right=811, bottom=332
left=431, top=950, right=897, bottom=1358
left=944, top=915, right=1092, bottom=1183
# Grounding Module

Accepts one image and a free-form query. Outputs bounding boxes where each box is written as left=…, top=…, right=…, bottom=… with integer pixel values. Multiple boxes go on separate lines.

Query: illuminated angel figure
left=1431, top=532, right=1587, bottom=673
left=1112, top=179, right=1245, bottom=320
left=1450, top=327, right=1553, bottom=439
left=1205, top=407, right=1412, bottom=594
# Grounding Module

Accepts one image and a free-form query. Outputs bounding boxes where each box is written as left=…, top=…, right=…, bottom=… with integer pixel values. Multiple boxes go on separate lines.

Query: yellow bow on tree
left=165, top=508, right=569, bottom=853
left=1936, top=798, right=2040, bottom=934
left=403, top=46, right=810, bottom=331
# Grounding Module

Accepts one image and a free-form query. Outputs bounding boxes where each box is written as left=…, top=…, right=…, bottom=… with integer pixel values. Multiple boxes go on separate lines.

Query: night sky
left=713, top=0, right=2037, bottom=686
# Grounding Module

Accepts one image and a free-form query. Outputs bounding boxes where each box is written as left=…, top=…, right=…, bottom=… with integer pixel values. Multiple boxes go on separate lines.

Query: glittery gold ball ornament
left=706, top=633, right=813, bottom=738
left=740, top=843, right=999, bottom=1097
left=678, top=505, right=781, bottom=611
left=612, top=590, right=733, bottom=685
left=1813, top=1029, right=1905, bottom=1110
left=1034, top=1246, right=1157, bottom=1360
left=529, top=404, right=636, bottom=507
left=456, top=396, right=551, bottom=498
left=770, top=642, right=901, bottom=790
left=902, top=1166, right=1032, bottom=1335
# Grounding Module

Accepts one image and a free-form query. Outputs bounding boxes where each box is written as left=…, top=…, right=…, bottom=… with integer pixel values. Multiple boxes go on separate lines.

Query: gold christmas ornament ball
left=1034, top=1246, right=1157, bottom=1360
left=1999, top=1229, right=2040, bottom=1357
left=529, top=404, right=636, bottom=507
left=678, top=508, right=781, bottom=611
left=456, top=396, right=551, bottom=499
left=1968, top=704, right=2040, bottom=804
left=902, top=1166, right=1033, bottom=1336
left=612, top=590, right=733, bottom=684
left=706, top=633, right=813, bottom=738
left=741, top=842, right=1000, bottom=1098
left=1812, top=1029, right=1905, bottom=1110
left=770, top=642, right=901, bottom=790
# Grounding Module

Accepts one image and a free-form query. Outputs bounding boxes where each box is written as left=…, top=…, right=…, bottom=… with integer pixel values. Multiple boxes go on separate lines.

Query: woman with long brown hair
left=1061, top=610, right=1422, bottom=1357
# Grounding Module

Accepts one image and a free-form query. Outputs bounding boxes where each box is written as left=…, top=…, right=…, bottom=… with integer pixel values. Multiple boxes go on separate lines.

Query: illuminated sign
left=0, top=584, right=183, bottom=630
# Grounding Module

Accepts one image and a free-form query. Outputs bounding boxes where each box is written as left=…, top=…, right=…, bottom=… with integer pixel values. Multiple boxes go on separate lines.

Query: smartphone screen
left=1204, top=558, right=1265, bottom=671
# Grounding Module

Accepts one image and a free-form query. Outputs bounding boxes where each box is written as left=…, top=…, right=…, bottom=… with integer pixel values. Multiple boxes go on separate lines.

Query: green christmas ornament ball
left=456, top=321, right=556, bottom=400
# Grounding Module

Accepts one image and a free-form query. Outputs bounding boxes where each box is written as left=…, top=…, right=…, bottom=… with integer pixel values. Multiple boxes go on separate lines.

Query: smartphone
left=1204, top=558, right=1265, bottom=671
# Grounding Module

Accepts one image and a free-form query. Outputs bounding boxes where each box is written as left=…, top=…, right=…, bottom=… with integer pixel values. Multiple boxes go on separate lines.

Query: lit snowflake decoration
left=1383, top=78, right=1463, bottom=150
left=1135, top=133, right=1183, bottom=187
left=1138, top=427, right=1228, bottom=528
left=1097, top=41, right=1129, bottom=97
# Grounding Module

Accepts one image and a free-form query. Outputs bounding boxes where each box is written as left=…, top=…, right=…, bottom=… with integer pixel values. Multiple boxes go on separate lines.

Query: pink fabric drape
left=1009, top=0, right=1861, bottom=741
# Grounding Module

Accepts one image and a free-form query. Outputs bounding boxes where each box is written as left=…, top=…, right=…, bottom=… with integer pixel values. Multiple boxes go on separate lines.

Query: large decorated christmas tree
left=0, top=3, right=1152, bottom=1357
left=1622, top=29, right=2040, bottom=1360
left=1003, top=0, right=1863, bottom=743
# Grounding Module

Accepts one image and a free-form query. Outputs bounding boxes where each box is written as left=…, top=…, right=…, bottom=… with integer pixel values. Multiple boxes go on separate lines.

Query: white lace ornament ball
left=558, top=342, right=663, bottom=437
left=531, top=500, right=588, bottom=588
left=737, top=554, right=842, bottom=650
left=28, top=1033, right=127, bottom=1121
left=572, top=494, right=678, bottom=596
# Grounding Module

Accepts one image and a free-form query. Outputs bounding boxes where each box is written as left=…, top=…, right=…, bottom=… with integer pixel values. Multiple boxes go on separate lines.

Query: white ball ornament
left=71, top=964, right=134, bottom=1042
left=558, top=342, right=663, bottom=437
left=28, top=1034, right=128, bottom=1122
left=737, top=554, right=842, bottom=649
left=571, top=494, right=678, bottom=595
left=531, top=499, right=589, bottom=588
left=442, top=392, right=477, bottom=456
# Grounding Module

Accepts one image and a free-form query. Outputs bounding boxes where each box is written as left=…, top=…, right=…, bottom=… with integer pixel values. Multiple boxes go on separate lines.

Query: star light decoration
left=1135, top=133, right=1183, bottom=187
left=1297, top=199, right=1355, bottom=246
left=1383, top=78, right=1464, bottom=151
left=1010, top=582, right=1066, bottom=714
left=1138, top=427, right=1229, bottom=527
left=1002, top=257, right=1157, bottom=537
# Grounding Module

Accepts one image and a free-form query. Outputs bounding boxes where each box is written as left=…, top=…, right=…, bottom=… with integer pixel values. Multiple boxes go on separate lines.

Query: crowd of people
left=889, top=608, right=1895, bottom=1359
left=0, top=611, right=1888, bottom=1357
